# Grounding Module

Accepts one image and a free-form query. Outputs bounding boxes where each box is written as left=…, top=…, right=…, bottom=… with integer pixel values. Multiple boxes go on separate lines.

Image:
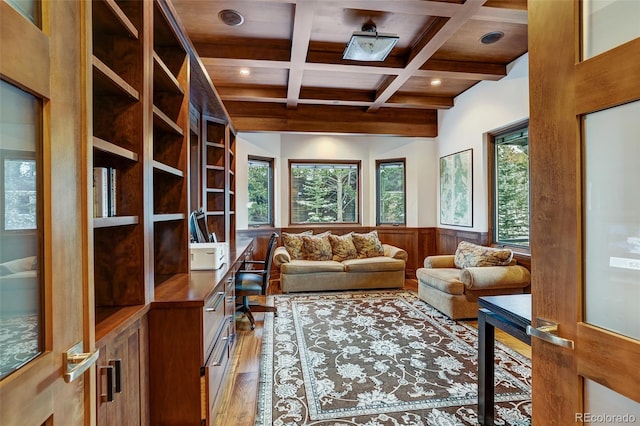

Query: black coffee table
left=477, top=294, right=532, bottom=426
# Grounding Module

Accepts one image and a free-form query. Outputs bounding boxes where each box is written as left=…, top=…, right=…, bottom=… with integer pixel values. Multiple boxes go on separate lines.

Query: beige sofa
left=416, top=243, right=531, bottom=319
left=273, top=244, right=408, bottom=293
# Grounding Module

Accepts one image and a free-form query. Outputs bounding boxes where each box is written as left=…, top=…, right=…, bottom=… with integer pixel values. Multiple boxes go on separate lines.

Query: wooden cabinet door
left=0, top=1, right=94, bottom=424
left=529, top=0, right=640, bottom=423
left=97, top=317, right=147, bottom=426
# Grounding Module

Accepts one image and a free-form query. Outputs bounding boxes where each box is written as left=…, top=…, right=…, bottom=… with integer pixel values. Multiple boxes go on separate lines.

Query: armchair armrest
left=424, top=255, right=455, bottom=269
left=460, top=265, right=531, bottom=290
left=273, top=246, right=291, bottom=267
left=383, top=244, right=408, bottom=262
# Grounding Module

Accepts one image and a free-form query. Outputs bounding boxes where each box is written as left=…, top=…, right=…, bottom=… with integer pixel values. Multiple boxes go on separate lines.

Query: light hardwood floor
left=213, top=280, right=532, bottom=426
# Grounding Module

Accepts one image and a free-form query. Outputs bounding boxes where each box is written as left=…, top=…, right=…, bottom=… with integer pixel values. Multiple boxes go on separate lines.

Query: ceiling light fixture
left=343, top=20, right=399, bottom=62
left=480, top=31, right=504, bottom=45
left=239, top=68, right=251, bottom=76
left=430, top=78, right=442, bottom=86
left=218, top=9, right=244, bottom=27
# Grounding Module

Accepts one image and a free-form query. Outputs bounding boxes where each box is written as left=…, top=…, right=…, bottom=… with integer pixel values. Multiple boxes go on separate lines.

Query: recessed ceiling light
left=218, top=9, right=244, bottom=26
left=239, top=68, right=251, bottom=76
left=480, top=31, right=504, bottom=44
left=430, top=78, right=442, bottom=86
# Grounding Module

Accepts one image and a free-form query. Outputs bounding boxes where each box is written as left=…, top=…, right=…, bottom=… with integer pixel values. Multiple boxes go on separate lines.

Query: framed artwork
left=440, top=148, right=473, bottom=227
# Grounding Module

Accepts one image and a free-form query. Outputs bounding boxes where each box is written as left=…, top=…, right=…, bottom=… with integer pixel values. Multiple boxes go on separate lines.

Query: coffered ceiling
left=170, top=0, right=528, bottom=137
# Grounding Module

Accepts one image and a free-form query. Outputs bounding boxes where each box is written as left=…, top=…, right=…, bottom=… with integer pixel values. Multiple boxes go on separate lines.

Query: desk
left=478, top=294, right=531, bottom=426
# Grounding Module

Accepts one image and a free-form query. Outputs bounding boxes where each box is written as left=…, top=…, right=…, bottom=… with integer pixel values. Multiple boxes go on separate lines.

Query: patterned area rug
left=256, top=290, right=531, bottom=425
left=0, top=314, right=40, bottom=379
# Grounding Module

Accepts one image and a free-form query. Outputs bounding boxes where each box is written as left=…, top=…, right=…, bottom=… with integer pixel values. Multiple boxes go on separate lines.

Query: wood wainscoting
left=237, top=226, right=531, bottom=285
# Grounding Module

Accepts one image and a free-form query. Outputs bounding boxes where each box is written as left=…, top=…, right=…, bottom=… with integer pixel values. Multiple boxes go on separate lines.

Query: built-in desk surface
left=152, top=237, right=253, bottom=307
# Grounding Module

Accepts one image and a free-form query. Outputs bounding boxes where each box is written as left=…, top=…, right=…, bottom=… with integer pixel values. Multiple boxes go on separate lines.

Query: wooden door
left=0, top=1, right=95, bottom=424
left=529, top=0, right=640, bottom=423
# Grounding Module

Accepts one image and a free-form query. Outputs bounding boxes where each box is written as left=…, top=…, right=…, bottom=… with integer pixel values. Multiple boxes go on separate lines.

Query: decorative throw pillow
left=301, top=234, right=333, bottom=261
left=328, top=233, right=357, bottom=262
left=282, top=230, right=313, bottom=259
left=454, top=241, right=513, bottom=268
left=351, top=230, right=385, bottom=259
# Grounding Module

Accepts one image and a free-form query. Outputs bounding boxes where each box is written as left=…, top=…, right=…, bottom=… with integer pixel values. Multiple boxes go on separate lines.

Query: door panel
left=530, top=0, right=640, bottom=423
left=0, top=1, right=92, bottom=424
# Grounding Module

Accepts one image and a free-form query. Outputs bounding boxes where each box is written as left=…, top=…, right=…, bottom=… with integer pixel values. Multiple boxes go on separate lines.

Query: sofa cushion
left=352, top=230, right=384, bottom=259
left=328, top=233, right=358, bottom=262
left=454, top=241, right=513, bottom=268
left=280, top=260, right=345, bottom=274
left=416, top=268, right=465, bottom=295
left=343, top=257, right=405, bottom=272
left=282, top=230, right=313, bottom=259
left=302, top=234, right=333, bottom=261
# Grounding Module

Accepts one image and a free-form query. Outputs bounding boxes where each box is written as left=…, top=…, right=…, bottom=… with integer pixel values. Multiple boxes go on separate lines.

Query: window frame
left=376, top=158, right=406, bottom=226
left=487, top=119, right=530, bottom=253
left=247, top=155, right=275, bottom=228
left=288, top=159, right=361, bottom=226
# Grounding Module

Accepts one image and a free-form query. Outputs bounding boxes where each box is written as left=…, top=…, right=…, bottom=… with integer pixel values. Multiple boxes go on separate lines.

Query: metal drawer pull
left=100, top=365, right=115, bottom=402
left=63, top=341, right=100, bottom=383
left=211, top=336, right=230, bottom=367
left=205, top=291, right=225, bottom=312
left=110, top=359, right=122, bottom=393
left=526, top=318, right=575, bottom=349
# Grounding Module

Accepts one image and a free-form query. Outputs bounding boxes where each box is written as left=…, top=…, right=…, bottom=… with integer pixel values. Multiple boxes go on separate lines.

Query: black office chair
left=235, top=232, right=279, bottom=330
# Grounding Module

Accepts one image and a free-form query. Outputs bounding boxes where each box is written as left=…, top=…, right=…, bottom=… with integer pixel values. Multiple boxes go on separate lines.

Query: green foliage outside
left=291, top=165, right=357, bottom=223
left=378, top=163, right=405, bottom=224
left=4, top=159, right=37, bottom=230
left=248, top=161, right=271, bottom=225
left=496, top=142, right=529, bottom=246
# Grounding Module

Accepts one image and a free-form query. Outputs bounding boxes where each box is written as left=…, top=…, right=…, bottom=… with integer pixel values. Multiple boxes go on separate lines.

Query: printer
left=189, top=242, right=227, bottom=270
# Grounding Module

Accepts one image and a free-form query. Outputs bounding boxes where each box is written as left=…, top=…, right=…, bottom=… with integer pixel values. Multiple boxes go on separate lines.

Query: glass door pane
left=583, top=100, right=640, bottom=340
left=5, top=0, right=40, bottom=27
left=0, top=80, right=42, bottom=379
left=583, top=0, right=640, bottom=59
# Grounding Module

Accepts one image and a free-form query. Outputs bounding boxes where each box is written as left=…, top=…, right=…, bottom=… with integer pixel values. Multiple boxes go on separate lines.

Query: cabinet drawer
left=203, top=289, right=226, bottom=357
left=204, top=323, right=233, bottom=423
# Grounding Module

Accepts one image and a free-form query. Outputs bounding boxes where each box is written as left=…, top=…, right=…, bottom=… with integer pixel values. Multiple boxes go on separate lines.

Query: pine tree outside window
left=376, top=159, right=406, bottom=225
left=289, top=160, right=360, bottom=224
left=248, top=156, right=274, bottom=227
left=491, top=123, right=530, bottom=248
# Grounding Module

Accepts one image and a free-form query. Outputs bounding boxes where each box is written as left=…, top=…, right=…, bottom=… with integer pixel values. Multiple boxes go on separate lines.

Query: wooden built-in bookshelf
left=151, top=0, right=189, bottom=286
left=91, top=0, right=145, bottom=326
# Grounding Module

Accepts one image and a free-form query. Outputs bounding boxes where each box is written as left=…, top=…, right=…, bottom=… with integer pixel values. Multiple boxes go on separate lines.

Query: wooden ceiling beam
left=200, top=57, right=291, bottom=70
left=418, top=59, right=506, bottom=80
left=387, top=94, right=454, bottom=109
left=194, top=40, right=291, bottom=62
left=216, top=86, right=288, bottom=103
left=199, top=56, right=506, bottom=81
left=225, top=101, right=438, bottom=137
left=368, top=0, right=488, bottom=112
left=286, top=0, right=317, bottom=109
left=217, top=85, right=454, bottom=110
left=473, top=6, right=528, bottom=24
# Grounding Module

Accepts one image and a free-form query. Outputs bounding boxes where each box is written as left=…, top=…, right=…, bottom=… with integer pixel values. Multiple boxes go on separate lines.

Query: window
left=248, top=156, right=274, bottom=227
left=376, top=159, right=406, bottom=225
left=0, top=79, right=43, bottom=379
left=289, top=160, right=360, bottom=224
left=490, top=122, right=530, bottom=248
left=3, top=153, right=37, bottom=230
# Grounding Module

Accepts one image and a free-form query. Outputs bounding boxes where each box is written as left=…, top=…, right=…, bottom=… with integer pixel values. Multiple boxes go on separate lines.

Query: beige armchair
left=416, top=252, right=531, bottom=320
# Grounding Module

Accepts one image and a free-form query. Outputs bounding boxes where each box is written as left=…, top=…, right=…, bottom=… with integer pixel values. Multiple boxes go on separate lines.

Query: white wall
left=236, top=133, right=438, bottom=229
left=436, top=53, right=529, bottom=232
left=236, top=53, right=529, bottom=232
